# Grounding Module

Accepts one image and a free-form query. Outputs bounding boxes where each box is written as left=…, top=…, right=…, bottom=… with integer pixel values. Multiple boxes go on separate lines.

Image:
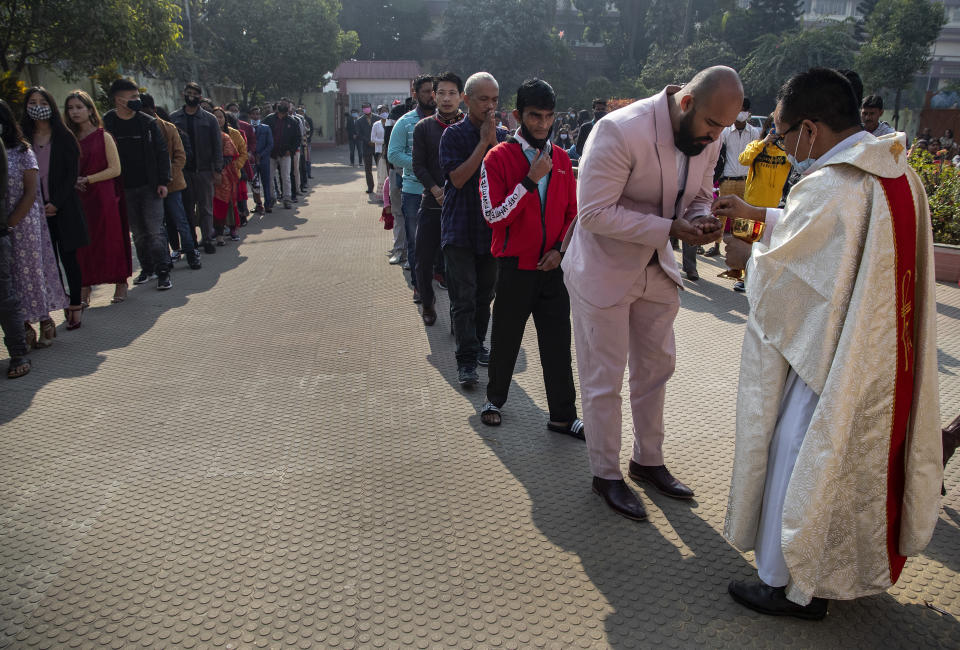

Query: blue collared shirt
left=439, top=117, right=508, bottom=253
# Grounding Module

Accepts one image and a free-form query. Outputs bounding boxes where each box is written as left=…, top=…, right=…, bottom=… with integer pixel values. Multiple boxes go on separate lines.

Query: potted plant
left=909, top=148, right=960, bottom=283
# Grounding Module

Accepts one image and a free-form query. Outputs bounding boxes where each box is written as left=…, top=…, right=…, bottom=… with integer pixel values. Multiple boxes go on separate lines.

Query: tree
left=748, top=0, right=802, bottom=35
left=856, top=0, right=946, bottom=127
left=340, top=0, right=428, bottom=61
left=741, top=22, right=858, bottom=99
left=185, top=0, right=358, bottom=106
left=0, top=0, right=182, bottom=78
left=641, top=37, right=739, bottom=89
left=443, top=0, right=569, bottom=104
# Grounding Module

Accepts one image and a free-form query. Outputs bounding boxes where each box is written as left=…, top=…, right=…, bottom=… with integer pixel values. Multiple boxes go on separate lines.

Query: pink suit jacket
left=562, top=87, right=722, bottom=308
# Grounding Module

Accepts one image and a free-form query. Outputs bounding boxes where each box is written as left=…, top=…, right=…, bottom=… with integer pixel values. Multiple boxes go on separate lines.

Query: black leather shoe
left=422, top=305, right=437, bottom=326
left=728, top=580, right=828, bottom=620
left=628, top=462, right=695, bottom=499
left=592, top=478, right=648, bottom=521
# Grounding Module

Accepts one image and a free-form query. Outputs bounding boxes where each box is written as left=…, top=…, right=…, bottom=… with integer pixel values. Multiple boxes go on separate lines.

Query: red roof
left=333, top=60, right=421, bottom=80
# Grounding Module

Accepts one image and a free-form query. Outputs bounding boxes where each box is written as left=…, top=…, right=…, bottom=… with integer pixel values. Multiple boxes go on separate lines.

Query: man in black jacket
left=170, top=82, right=224, bottom=254
left=104, top=78, right=174, bottom=290
left=263, top=100, right=301, bottom=209
left=355, top=102, right=377, bottom=193
left=412, top=72, right=464, bottom=325
left=575, top=98, right=607, bottom=156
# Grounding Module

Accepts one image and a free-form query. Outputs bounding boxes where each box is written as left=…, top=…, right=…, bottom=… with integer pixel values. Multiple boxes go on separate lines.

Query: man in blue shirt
left=387, top=74, right=437, bottom=301
left=439, top=72, right=508, bottom=387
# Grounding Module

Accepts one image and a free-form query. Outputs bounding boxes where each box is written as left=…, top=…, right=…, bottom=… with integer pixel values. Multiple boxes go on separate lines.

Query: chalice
left=717, top=216, right=765, bottom=280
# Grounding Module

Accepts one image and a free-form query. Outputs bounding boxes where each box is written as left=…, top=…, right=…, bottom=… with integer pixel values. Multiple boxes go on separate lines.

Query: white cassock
left=724, top=132, right=943, bottom=606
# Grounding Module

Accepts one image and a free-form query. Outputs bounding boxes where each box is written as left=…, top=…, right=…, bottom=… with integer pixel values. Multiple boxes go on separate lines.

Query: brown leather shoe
left=422, top=305, right=437, bottom=326
left=592, top=477, right=648, bottom=521
left=628, top=462, right=694, bottom=499
left=728, top=580, right=828, bottom=620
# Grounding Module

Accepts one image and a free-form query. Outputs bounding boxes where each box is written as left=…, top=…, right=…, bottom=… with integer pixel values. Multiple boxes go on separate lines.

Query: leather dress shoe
left=422, top=305, right=437, bottom=326
left=728, top=580, right=828, bottom=620
left=628, top=462, right=694, bottom=499
left=592, top=477, right=648, bottom=521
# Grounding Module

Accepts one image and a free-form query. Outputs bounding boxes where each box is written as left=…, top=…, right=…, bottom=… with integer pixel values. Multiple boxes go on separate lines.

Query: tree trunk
left=894, top=87, right=902, bottom=130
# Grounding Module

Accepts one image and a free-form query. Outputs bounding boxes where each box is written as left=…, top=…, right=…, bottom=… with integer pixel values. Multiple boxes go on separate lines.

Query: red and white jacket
left=479, top=132, right=577, bottom=270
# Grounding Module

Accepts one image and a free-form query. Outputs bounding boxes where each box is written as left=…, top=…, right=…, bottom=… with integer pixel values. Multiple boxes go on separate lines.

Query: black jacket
left=263, top=113, right=301, bottom=157
left=169, top=106, right=224, bottom=173
left=355, top=115, right=376, bottom=151
left=103, top=109, right=172, bottom=188
left=44, top=130, right=89, bottom=251
left=412, top=115, right=455, bottom=209
left=576, top=120, right=596, bottom=156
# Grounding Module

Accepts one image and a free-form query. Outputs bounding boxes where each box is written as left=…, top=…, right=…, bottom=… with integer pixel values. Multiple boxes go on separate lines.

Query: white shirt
left=371, top=121, right=385, bottom=153
left=721, top=124, right=761, bottom=178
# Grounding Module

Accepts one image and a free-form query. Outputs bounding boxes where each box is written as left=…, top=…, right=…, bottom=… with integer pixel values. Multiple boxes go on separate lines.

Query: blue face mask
left=788, top=129, right=817, bottom=174
left=250, top=119, right=260, bottom=126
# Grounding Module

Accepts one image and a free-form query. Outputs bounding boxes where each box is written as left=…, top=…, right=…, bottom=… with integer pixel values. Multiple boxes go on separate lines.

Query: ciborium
left=717, top=217, right=765, bottom=280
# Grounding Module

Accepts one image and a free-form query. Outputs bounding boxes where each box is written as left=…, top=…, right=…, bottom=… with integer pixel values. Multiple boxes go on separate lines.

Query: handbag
left=380, top=207, right=394, bottom=230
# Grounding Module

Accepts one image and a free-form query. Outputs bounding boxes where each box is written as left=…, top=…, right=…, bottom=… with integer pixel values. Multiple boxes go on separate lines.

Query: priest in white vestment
left=714, top=68, right=942, bottom=620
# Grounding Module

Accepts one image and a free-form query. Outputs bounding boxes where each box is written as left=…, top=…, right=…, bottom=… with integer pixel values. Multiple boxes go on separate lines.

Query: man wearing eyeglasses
left=715, top=68, right=941, bottom=621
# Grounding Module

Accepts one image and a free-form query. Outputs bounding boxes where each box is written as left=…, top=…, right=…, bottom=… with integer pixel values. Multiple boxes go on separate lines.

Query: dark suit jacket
left=45, top=131, right=89, bottom=251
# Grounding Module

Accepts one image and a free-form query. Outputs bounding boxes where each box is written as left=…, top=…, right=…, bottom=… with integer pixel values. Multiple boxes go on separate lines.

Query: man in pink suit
left=562, top=67, right=743, bottom=520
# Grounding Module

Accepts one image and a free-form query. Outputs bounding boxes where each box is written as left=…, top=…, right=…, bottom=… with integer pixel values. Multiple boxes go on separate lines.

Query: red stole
left=878, top=174, right=918, bottom=584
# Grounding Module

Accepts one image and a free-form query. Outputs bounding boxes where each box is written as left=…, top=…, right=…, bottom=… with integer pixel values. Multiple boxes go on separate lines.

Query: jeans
left=291, top=149, right=301, bottom=198
left=183, top=169, right=215, bottom=243
left=350, top=138, right=363, bottom=166
left=0, top=236, right=28, bottom=358
left=415, top=206, right=442, bottom=309
left=164, top=190, right=196, bottom=253
left=486, top=258, right=576, bottom=422
left=390, top=172, right=405, bottom=257
left=443, top=245, right=497, bottom=368
left=257, top=157, right=273, bottom=207
left=124, top=185, right=169, bottom=275
left=271, top=155, right=292, bottom=203
left=401, top=192, right=422, bottom=286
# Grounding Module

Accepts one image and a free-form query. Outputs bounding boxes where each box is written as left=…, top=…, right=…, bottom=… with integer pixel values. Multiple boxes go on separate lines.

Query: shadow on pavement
left=0, top=187, right=311, bottom=425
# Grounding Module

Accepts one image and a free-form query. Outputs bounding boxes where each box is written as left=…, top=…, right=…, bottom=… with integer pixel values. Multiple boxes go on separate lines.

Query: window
left=812, top=0, right=849, bottom=16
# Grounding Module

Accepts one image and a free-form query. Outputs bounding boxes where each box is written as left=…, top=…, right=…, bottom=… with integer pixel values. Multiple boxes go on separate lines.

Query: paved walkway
left=2, top=147, right=959, bottom=649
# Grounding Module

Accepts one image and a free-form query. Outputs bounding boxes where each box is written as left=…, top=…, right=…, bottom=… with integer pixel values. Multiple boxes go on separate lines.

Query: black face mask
left=520, top=122, right=550, bottom=152
left=126, top=99, right=143, bottom=113
left=594, top=109, right=606, bottom=121
left=185, top=96, right=200, bottom=107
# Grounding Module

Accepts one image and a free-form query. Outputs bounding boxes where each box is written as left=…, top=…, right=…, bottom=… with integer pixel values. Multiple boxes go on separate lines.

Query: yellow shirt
left=739, top=139, right=790, bottom=208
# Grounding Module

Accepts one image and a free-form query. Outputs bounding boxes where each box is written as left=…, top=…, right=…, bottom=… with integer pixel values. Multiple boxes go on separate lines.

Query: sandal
left=37, top=318, right=57, bottom=348
left=481, top=402, right=502, bottom=427
left=65, top=306, right=84, bottom=331
left=7, top=357, right=31, bottom=379
left=111, top=283, right=127, bottom=304
left=24, top=323, right=38, bottom=349
left=81, top=286, right=92, bottom=308
left=547, top=418, right=586, bottom=440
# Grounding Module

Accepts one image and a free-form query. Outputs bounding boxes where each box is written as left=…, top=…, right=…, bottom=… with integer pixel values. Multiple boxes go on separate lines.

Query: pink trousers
left=567, top=263, right=680, bottom=479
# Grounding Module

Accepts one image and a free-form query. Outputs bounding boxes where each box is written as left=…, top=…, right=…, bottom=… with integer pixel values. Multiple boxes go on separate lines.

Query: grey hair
left=464, top=72, right=499, bottom=97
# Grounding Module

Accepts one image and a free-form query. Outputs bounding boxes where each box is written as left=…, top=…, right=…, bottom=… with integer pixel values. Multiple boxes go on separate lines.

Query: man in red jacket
left=478, top=79, right=583, bottom=438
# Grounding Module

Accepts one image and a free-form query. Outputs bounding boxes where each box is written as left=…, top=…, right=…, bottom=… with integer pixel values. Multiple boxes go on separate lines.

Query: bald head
left=684, top=66, right=743, bottom=102
left=669, top=66, right=744, bottom=156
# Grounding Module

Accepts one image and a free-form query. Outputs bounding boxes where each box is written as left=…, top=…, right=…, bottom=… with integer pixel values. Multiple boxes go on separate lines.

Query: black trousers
left=363, top=147, right=375, bottom=192
left=414, top=206, right=442, bottom=309
left=443, top=245, right=497, bottom=368
left=486, top=258, right=577, bottom=422
left=46, top=217, right=82, bottom=305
